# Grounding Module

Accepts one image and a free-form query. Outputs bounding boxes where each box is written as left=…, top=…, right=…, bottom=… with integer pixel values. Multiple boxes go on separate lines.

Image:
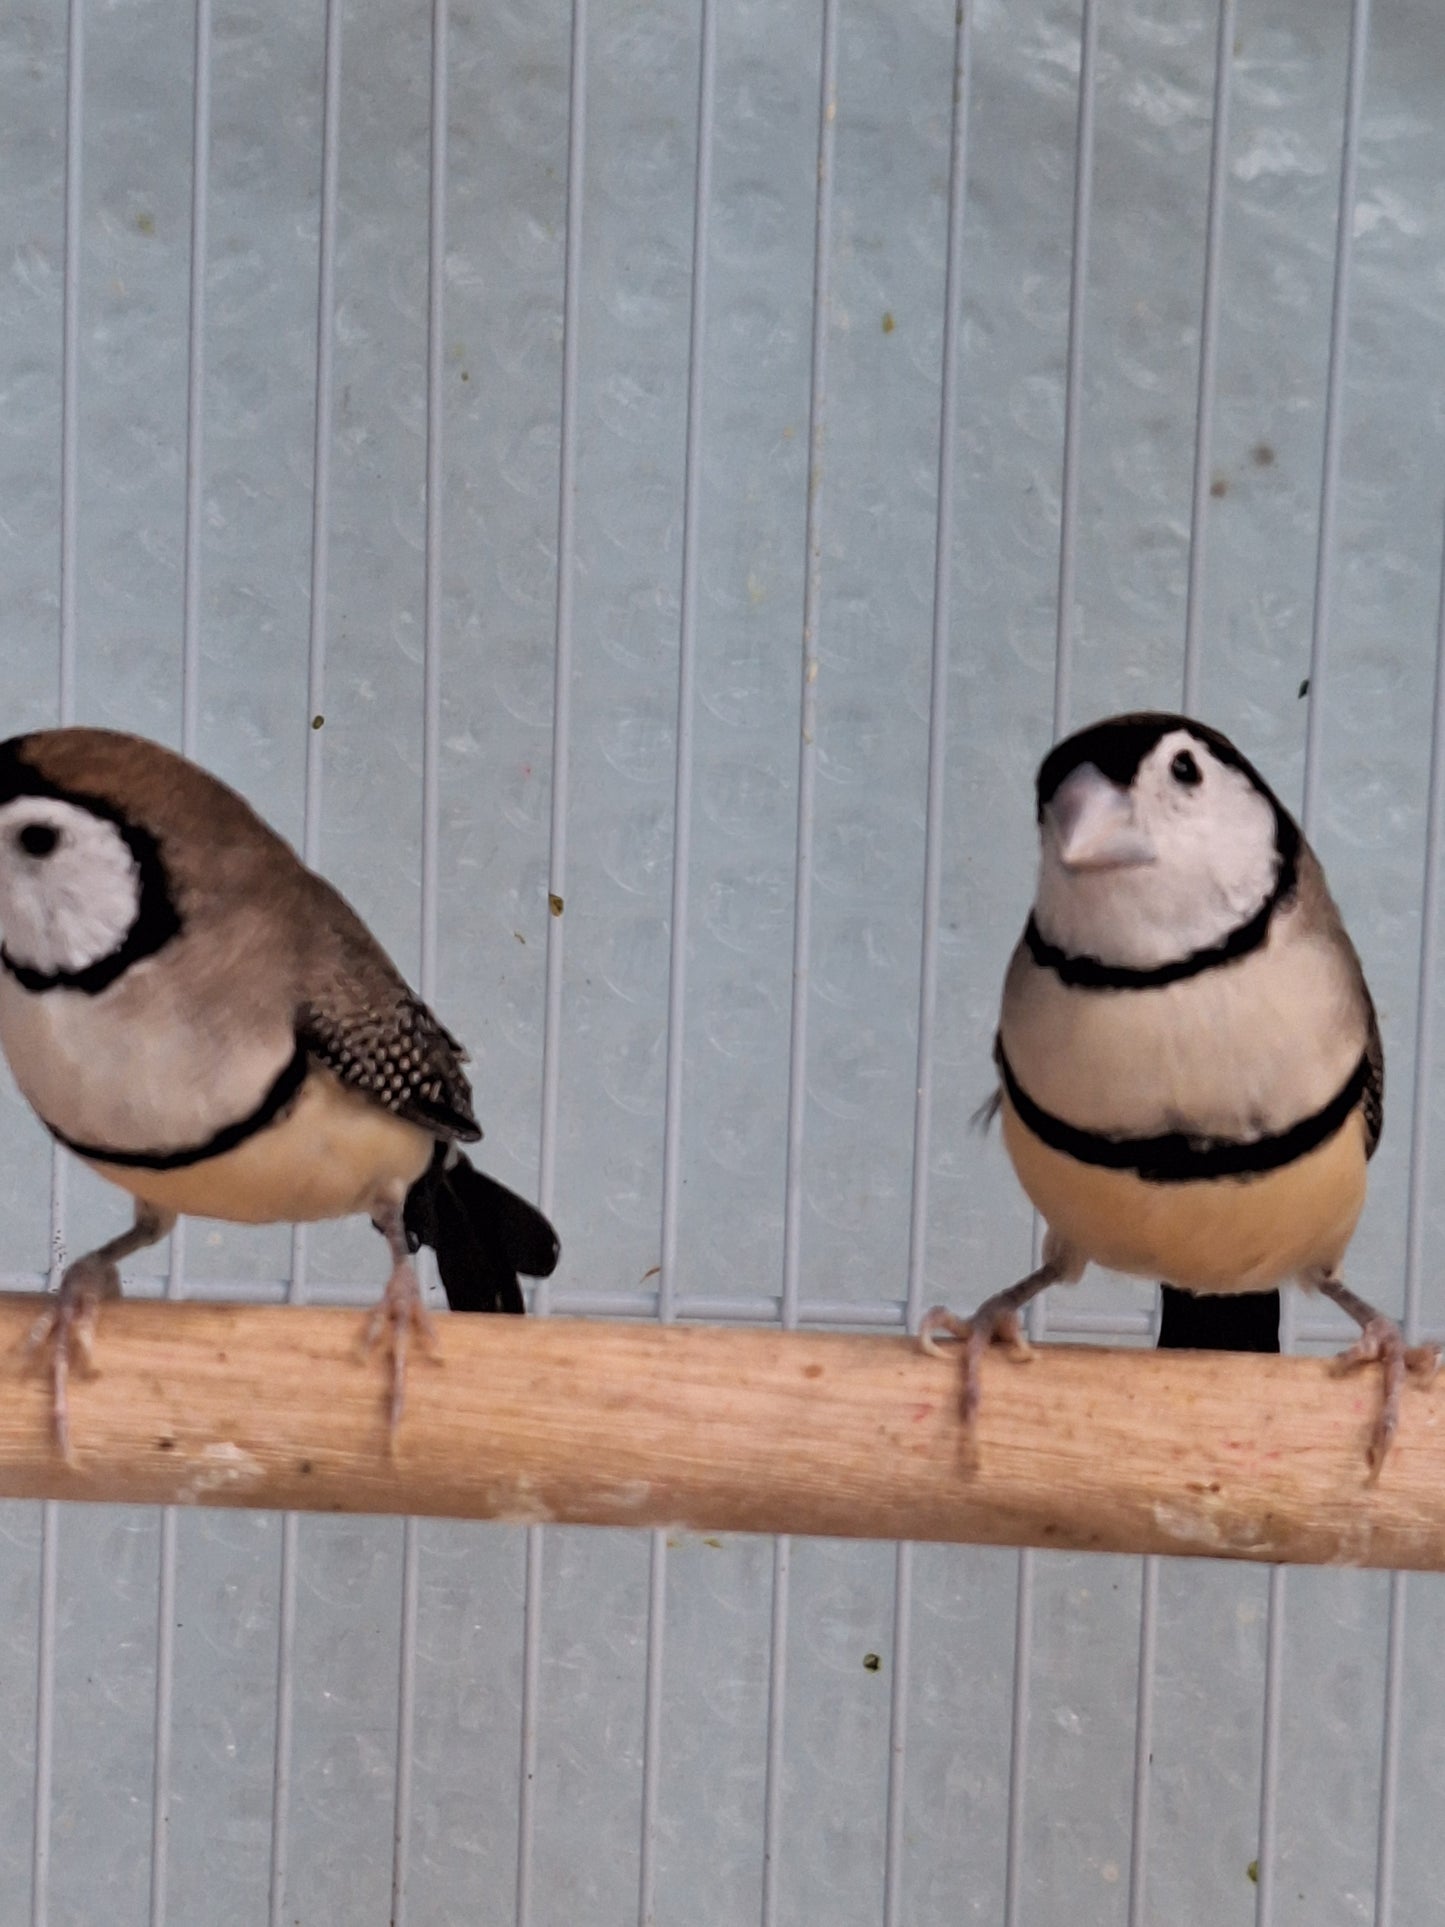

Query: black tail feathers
left=403, top=1146, right=559, bottom=1315
left=1156, top=1283, right=1279, bottom=1355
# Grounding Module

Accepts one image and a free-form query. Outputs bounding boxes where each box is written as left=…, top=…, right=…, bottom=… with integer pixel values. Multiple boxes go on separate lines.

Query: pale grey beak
left=1045, top=762, right=1156, bottom=872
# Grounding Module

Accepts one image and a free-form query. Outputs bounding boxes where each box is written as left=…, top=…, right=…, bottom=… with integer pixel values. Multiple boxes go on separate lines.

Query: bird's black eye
left=1170, top=750, right=1202, bottom=788
left=17, top=823, right=59, bottom=858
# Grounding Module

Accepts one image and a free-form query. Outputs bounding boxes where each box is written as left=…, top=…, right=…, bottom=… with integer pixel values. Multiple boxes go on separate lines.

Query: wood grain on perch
left=0, top=1294, right=1440, bottom=1571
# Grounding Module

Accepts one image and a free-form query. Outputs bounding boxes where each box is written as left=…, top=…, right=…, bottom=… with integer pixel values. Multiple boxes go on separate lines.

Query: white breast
left=1000, top=918, right=1368, bottom=1142
left=0, top=963, right=295, bottom=1156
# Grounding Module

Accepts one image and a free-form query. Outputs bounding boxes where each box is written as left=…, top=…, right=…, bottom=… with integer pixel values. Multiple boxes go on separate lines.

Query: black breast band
left=997, top=1040, right=1369, bottom=1185
left=1024, top=834, right=1298, bottom=991
left=42, top=1039, right=309, bottom=1172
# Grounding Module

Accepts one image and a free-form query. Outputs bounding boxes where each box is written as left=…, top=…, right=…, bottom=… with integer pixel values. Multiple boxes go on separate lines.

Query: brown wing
left=296, top=883, right=481, bottom=1143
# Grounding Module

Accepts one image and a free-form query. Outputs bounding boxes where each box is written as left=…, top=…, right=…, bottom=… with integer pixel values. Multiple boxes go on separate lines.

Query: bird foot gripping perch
left=362, top=1204, right=443, bottom=1434
left=1316, top=1273, right=1440, bottom=1477
left=24, top=1260, right=118, bottom=1458
left=919, top=1255, right=1067, bottom=1433
left=919, top=1304, right=1032, bottom=1434
left=28, top=1249, right=445, bottom=1457
left=922, top=1263, right=1440, bottom=1477
left=21, top=1204, right=174, bottom=1457
left=918, top=1274, right=1056, bottom=1432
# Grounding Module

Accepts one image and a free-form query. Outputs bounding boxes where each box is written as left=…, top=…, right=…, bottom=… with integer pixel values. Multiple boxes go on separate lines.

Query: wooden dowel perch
left=0, top=1294, right=1442, bottom=1570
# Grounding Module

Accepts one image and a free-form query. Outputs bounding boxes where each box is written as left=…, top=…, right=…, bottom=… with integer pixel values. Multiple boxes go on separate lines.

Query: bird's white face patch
left=1035, top=729, right=1281, bottom=970
left=0, top=797, right=143, bottom=979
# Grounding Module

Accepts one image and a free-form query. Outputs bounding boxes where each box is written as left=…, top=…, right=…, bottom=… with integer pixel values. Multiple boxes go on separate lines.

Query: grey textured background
left=2, top=0, right=1445, bottom=1922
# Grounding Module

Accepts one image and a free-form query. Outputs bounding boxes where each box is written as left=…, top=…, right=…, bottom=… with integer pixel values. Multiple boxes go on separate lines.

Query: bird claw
left=22, top=1256, right=120, bottom=1457
left=918, top=1306, right=970, bottom=1360
left=919, top=1300, right=1036, bottom=1430
left=1329, top=1316, right=1440, bottom=1478
left=362, top=1261, right=440, bottom=1436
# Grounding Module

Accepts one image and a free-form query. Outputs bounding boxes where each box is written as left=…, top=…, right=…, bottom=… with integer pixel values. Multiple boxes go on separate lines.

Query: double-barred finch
left=922, top=711, right=1437, bottom=1472
left=0, top=728, right=559, bottom=1450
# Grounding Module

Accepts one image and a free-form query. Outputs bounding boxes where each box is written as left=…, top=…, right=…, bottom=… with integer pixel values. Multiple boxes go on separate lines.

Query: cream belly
left=1000, top=1094, right=1368, bottom=1292
left=82, top=1069, right=435, bottom=1226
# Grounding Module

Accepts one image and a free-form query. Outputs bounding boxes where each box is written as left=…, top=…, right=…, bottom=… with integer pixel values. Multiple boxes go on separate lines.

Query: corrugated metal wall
left=2, top=0, right=1444, bottom=1920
